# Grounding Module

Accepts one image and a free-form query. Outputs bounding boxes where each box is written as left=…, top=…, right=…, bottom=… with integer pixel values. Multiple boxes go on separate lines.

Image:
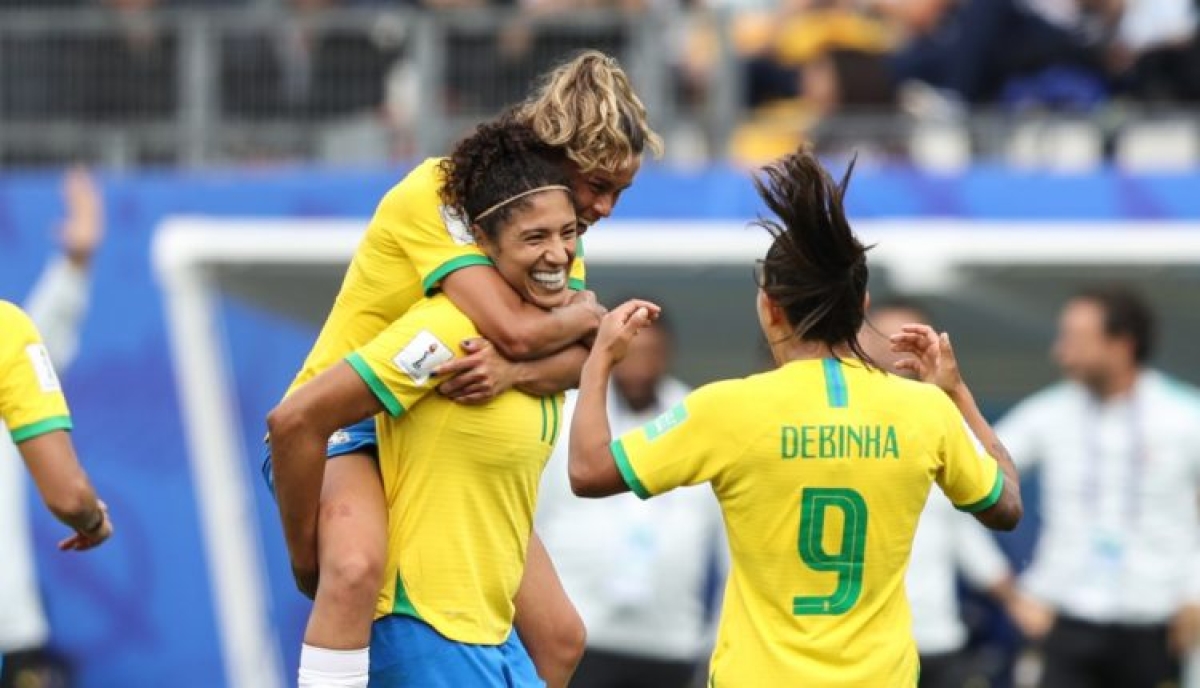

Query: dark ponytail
left=753, top=149, right=876, bottom=367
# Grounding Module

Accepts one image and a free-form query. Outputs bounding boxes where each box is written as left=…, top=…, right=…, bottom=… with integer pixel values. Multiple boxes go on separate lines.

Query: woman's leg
left=512, top=532, right=586, bottom=688
left=299, top=450, right=388, bottom=688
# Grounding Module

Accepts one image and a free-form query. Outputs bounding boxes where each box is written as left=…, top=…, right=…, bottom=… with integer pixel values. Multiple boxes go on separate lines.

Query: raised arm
left=892, top=324, right=1022, bottom=531
left=266, top=363, right=383, bottom=595
left=569, top=301, right=660, bottom=497
left=943, top=379, right=1023, bottom=531
left=25, top=166, right=104, bottom=369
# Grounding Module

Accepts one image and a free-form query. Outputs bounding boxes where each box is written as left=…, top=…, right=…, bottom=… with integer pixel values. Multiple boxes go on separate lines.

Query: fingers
left=433, top=347, right=487, bottom=378
left=459, top=337, right=489, bottom=353
left=619, top=299, right=661, bottom=321
left=450, top=391, right=494, bottom=406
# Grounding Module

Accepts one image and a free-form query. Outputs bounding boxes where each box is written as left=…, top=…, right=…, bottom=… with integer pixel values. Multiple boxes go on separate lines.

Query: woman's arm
left=442, top=267, right=602, bottom=361
left=569, top=301, right=659, bottom=497
left=266, top=363, right=383, bottom=596
left=436, top=341, right=591, bottom=403
left=19, top=430, right=111, bottom=550
left=892, top=325, right=1022, bottom=531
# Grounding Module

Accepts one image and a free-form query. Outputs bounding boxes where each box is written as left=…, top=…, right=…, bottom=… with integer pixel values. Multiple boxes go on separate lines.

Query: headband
left=472, top=185, right=571, bottom=223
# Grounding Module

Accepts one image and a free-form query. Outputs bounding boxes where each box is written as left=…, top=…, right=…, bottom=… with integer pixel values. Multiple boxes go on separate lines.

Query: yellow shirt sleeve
left=0, top=301, right=72, bottom=443
left=933, top=394, right=1003, bottom=513
left=610, top=381, right=739, bottom=499
left=344, top=296, right=479, bottom=416
left=379, top=159, right=492, bottom=296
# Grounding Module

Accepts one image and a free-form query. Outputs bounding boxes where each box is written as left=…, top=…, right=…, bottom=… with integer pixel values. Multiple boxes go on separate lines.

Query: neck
left=1092, top=365, right=1141, bottom=400
left=771, top=335, right=846, bottom=366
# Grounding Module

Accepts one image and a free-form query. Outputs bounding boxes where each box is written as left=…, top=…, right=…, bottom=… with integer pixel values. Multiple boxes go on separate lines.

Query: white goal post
left=152, top=216, right=1200, bottom=688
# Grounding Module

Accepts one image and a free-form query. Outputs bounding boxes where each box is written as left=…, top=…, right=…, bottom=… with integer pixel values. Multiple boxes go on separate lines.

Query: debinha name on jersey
left=780, top=424, right=899, bottom=460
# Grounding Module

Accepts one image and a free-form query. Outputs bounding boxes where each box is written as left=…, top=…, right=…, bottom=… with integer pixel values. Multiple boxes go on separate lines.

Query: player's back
left=286, top=159, right=451, bottom=395
left=705, top=358, right=985, bottom=686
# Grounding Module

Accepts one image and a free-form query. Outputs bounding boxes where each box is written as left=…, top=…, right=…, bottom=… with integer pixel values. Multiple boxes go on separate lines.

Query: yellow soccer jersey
left=612, top=358, right=1002, bottom=687
left=0, top=301, right=72, bottom=444
left=287, top=158, right=587, bottom=396
left=346, top=294, right=562, bottom=645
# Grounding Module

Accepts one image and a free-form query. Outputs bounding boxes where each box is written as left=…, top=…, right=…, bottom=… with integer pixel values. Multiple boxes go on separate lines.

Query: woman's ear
left=470, top=222, right=490, bottom=249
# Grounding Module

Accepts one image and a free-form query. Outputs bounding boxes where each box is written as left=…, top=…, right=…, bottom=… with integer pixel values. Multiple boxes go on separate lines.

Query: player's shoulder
left=377, top=158, right=447, bottom=211
left=1143, top=370, right=1200, bottom=417
left=0, top=300, right=34, bottom=332
left=683, top=376, right=766, bottom=416
left=405, top=292, right=466, bottom=320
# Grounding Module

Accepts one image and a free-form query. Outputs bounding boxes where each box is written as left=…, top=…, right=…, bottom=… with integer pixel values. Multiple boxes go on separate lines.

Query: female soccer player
left=568, top=149, right=1023, bottom=686
left=270, top=120, right=657, bottom=687
left=269, top=51, right=662, bottom=688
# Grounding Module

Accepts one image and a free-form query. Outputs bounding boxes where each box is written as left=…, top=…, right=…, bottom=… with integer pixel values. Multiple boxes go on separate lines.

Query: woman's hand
left=435, top=338, right=518, bottom=405
left=889, top=323, right=965, bottom=395
left=592, top=299, right=661, bottom=365
left=58, top=499, right=113, bottom=552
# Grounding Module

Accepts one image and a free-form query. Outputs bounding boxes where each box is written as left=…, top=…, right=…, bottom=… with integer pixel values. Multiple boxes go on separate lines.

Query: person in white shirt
left=862, top=299, right=1026, bottom=688
left=996, top=284, right=1200, bottom=688
left=537, top=311, right=726, bottom=688
left=0, top=167, right=106, bottom=686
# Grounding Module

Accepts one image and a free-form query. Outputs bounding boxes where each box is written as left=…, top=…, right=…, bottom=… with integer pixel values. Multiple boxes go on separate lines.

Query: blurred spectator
left=0, top=168, right=104, bottom=688
left=1109, top=0, right=1200, bottom=102
left=59, top=0, right=178, bottom=120
left=537, top=312, right=725, bottom=688
left=437, top=0, right=638, bottom=116
left=996, top=285, right=1200, bottom=688
left=220, top=0, right=401, bottom=120
left=861, top=299, right=1028, bottom=688
left=723, top=0, right=899, bottom=165
left=881, top=0, right=1110, bottom=112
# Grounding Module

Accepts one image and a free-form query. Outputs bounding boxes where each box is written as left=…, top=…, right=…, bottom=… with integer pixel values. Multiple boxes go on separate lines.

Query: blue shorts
left=259, top=417, right=378, bottom=494
left=369, top=615, right=544, bottom=688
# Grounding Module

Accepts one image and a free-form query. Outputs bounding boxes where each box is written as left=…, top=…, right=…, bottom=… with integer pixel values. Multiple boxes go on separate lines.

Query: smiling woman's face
left=568, top=158, right=640, bottom=229
left=477, top=190, right=579, bottom=311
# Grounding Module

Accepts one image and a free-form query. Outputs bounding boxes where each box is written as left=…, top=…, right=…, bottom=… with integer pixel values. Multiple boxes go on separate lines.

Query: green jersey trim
left=10, top=415, right=73, bottom=444
left=612, top=439, right=651, bottom=500
left=390, top=572, right=423, bottom=620
left=422, top=254, right=494, bottom=296
left=346, top=353, right=406, bottom=417
left=955, top=470, right=1005, bottom=513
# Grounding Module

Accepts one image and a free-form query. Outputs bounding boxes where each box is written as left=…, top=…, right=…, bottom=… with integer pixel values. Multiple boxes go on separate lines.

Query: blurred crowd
left=0, top=0, right=1197, bottom=165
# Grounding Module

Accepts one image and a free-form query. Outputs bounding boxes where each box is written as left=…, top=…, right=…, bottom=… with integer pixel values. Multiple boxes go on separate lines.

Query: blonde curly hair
left=515, top=50, right=665, bottom=175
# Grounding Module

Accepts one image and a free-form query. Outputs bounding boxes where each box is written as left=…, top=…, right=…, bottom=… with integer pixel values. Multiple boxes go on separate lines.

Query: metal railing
left=0, top=7, right=1197, bottom=169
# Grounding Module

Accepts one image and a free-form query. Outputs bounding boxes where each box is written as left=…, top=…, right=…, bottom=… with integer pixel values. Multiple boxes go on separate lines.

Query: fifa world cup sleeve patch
left=25, top=344, right=61, bottom=393
left=644, top=402, right=688, bottom=441
left=438, top=205, right=476, bottom=246
left=392, top=330, right=455, bottom=386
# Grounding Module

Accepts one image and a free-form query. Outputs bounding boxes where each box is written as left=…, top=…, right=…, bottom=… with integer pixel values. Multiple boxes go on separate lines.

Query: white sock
left=297, top=643, right=369, bottom=688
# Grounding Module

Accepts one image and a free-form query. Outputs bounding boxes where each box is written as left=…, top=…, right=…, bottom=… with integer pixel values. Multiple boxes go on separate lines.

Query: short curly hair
left=514, top=50, right=664, bottom=175
left=438, top=118, right=572, bottom=242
